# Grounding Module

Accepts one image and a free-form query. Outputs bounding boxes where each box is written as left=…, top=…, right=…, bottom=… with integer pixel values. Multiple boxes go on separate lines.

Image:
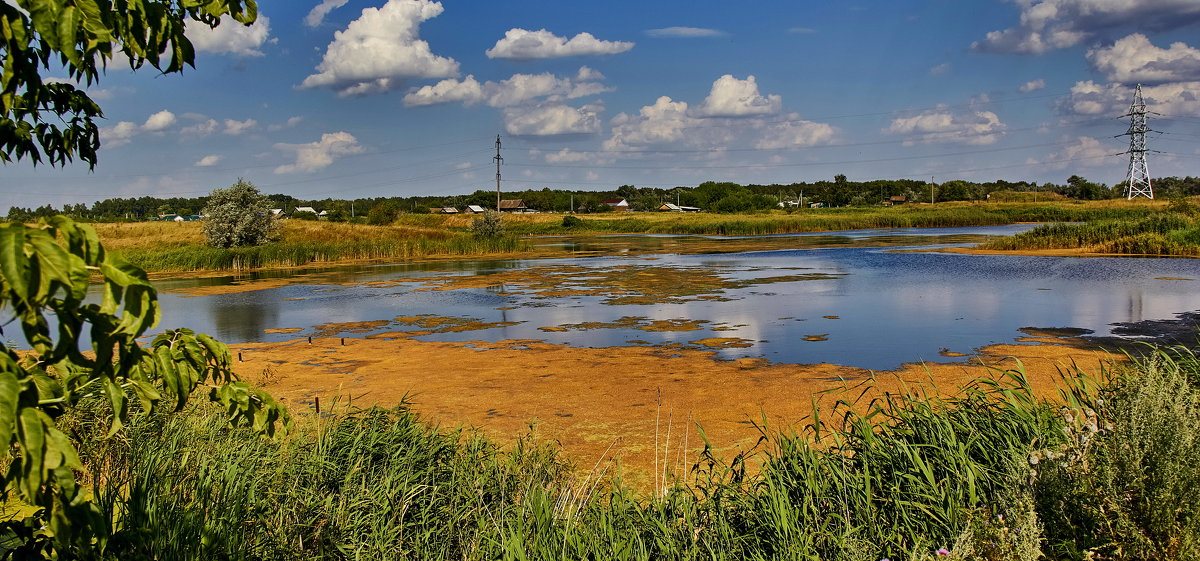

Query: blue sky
left=5, top=0, right=1200, bottom=207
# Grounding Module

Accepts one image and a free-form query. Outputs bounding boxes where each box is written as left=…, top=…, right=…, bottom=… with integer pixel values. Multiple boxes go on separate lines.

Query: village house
left=602, top=198, right=630, bottom=211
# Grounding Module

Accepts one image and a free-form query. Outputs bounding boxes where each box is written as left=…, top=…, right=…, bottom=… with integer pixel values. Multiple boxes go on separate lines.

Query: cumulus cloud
left=1087, top=34, right=1200, bottom=84
left=194, top=155, right=222, bottom=167
left=100, top=110, right=177, bottom=147
left=645, top=26, right=725, bottom=38
left=929, top=63, right=950, bottom=76
left=142, top=110, right=176, bottom=132
left=182, top=118, right=220, bottom=136
left=485, top=28, right=633, bottom=59
left=300, top=0, right=459, bottom=96
left=403, top=68, right=611, bottom=107
left=542, top=148, right=594, bottom=163
left=973, top=0, right=1200, bottom=55
left=1060, top=80, right=1200, bottom=116
left=267, top=116, right=304, bottom=132
left=1020, top=78, right=1046, bottom=92
left=1026, top=136, right=1115, bottom=169
left=503, top=101, right=603, bottom=136
left=885, top=106, right=1007, bottom=145
left=305, top=0, right=350, bottom=27
left=692, top=75, right=781, bottom=118
left=274, top=132, right=366, bottom=173
left=604, top=96, right=695, bottom=150
left=753, top=115, right=836, bottom=149
left=222, top=118, right=258, bottom=135
left=187, top=15, right=271, bottom=56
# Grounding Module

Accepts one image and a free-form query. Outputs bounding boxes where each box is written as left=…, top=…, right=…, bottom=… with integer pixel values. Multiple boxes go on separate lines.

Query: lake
left=150, top=224, right=1200, bottom=370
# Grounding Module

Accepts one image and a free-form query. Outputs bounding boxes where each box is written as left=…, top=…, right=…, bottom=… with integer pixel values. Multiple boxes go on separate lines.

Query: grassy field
left=981, top=201, right=1200, bottom=256
left=96, top=220, right=525, bottom=273
left=50, top=347, right=1200, bottom=560
left=93, top=200, right=1171, bottom=273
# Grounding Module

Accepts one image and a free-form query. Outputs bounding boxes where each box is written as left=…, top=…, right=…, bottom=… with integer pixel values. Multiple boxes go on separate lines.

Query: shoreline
left=231, top=332, right=1122, bottom=488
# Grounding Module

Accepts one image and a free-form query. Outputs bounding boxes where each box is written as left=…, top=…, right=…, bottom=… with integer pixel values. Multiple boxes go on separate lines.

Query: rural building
left=292, top=206, right=319, bottom=217
left=464, top=205, right=487, bottom=214
left=658, top=203, right=682, bottom=212
left=317, top=210, right=329, bottom=219
left=269, top=208, right=284, bottom=217
left=602, top=198, right=630, bottom=211
left=498, top=199, right=528, bottom=212
left=890, top=195, right=907, bottom=205
left=433, top=207, right=459, bottom=214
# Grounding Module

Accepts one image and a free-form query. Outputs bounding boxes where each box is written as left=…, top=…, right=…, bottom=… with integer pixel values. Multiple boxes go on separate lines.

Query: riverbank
left=229, top=329, right=1122, bottom=489
left=94, top=200, right=1167, bottom=275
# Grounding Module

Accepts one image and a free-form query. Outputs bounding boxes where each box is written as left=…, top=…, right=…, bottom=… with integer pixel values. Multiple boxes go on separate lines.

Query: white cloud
left=403, top=69, right=610, bottom=108
left=485, top=28, right=633, bottom=59
left=973, top=0, right=1200, bottom=54
left=142, top=110, right=176, bottom=132
left=645, top=26, right=725, bottom=38
left=1059, top=79, right=1200, bottom=116
left=543, top=148, right=593, bottom=163
left=181, top=118, right=219, bottom=136
left=885, top=106, right=1007, bottom=145
left=1087, top=34, right=1200, bottom=84
left=576, top=66, right=605, bottom=81
left=188, top=15, right=271, bottom=56
left=300, top=0, right=459, bottom=96
left=223, top=118, right=258, bottom=135
left=692, top=75, right=781, bottom=118
left=1026, top=136, right=1115, bottom=169
left=753, top=115, right=836, bottom=149
left=604, top=96, right=695, bottom=150
left=305, top=0, right=350, bottom=27
left=788, top=27, right=816, bottom=34
left=274, top=131, right=366, bottom=173
left=503, top=101, right=603, bottom=136
left=195, top=155, right=222, bottom=167
left=929, top=63, right=950, bottom=76
left=1020, top=79, right=1046, bottom=92
left=100, top=121, right=140, bottom=148
left=267, top=116, right=304, bottom=132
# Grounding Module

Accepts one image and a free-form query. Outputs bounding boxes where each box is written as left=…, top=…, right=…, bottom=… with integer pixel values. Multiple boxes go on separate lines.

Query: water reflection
left=144, top=224, right=1200, bottom=370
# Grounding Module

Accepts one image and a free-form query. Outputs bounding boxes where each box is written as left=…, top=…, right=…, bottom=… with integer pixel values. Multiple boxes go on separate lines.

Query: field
left=94, top=200, right=1170, bottom=274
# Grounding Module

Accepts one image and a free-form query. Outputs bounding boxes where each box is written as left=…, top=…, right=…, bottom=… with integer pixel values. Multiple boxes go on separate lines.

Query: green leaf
left=17, top=406, right=46, bottom=497
left=0, top=370, right=18, bottom=448
left=0, top=224, right=31, bottom=303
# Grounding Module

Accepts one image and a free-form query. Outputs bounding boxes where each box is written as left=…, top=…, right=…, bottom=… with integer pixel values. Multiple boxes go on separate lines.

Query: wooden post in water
left=314, top=396, right=321, bottom=415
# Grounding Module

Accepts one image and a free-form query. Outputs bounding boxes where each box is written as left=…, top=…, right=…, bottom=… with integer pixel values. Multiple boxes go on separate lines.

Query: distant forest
left=8, top=175, right=1200, bottom=224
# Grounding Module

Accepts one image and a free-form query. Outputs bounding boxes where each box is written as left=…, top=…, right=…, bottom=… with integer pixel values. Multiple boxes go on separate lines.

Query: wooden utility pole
left=494, top=135, right=503, bottom=211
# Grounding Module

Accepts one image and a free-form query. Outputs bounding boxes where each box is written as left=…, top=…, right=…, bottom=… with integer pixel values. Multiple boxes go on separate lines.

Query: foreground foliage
left=0, top=216, right=286, bottom=557
left=49, top=347, right=1200, bottom=560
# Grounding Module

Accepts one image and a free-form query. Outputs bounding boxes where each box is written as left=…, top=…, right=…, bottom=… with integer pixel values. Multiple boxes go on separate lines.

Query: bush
left=291, top=210, right=318, bottom=221
left=201, top=179, right=278, bottom=248
left=561, top=215, right=584, bottom=228
left=470, top=211, right=504, bottom=238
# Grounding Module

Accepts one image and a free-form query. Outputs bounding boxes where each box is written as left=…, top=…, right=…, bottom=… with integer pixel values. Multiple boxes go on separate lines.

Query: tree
left=201, top=179, right=277, bottom=248
left=0, top=217, right=287, bottom=556
left=1, top=0, right=258, bottom=168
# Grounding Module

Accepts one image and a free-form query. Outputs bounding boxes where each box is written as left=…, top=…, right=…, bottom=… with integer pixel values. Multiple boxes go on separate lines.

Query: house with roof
left=431, top=207, right=459, bottom=214
left=602, top=198, right=630, bottom=211
left=498, top=199, right=528, bottom=212
left=464, top=205, right=487, bottom=214
left=658, top=203, right=681, bottom=212
left=291, top=206, right=319, bottom=218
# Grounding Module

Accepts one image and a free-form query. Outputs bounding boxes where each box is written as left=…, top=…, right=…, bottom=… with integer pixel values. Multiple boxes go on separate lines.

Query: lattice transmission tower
left=1119, top=84, right=1153, bottom=199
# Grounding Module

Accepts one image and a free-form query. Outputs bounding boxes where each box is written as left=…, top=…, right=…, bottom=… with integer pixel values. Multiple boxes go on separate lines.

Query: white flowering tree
left=201, top=179, right=278, bottom=248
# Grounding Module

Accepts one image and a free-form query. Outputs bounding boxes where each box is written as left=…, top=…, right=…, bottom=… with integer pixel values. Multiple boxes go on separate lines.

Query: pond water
left=144, top=224, right=1200, bottom=371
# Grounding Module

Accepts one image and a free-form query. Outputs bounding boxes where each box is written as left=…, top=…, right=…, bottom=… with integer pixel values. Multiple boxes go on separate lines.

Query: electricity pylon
left=1119, top=84, right=1153, bottom=199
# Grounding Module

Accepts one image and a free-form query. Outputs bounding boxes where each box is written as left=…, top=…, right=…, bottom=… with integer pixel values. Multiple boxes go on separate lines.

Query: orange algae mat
left=232, top=333, right=1116, bottom=486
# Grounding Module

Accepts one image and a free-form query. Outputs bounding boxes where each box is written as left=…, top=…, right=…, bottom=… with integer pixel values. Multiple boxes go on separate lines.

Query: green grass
left=45, top=346, right=1200, bottom=560
left=983, top=212, right=1200, bottom=256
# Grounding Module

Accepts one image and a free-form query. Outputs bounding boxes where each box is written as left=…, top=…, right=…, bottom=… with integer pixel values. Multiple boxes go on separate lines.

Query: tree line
left=9, top=175, right=1200, bottom=224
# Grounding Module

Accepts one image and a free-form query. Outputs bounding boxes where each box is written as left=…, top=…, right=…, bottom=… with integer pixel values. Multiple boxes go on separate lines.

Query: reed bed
left=100, top=221, right=525, bottom=272
left=982, top=212, right=1200, bottom=256
left=50, top=347, right=1200, bottom=560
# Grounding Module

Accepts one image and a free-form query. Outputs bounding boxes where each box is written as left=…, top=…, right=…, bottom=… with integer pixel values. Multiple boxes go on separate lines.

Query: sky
left=4, top=0, right=1200, bottom=208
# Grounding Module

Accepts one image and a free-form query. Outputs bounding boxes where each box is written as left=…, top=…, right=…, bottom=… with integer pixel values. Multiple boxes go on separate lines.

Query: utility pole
left=1120, top=84, right=1154, bottom=199
left=931, top=176, right=936, bottom=204
left=494, top=135, right=503, bottom=210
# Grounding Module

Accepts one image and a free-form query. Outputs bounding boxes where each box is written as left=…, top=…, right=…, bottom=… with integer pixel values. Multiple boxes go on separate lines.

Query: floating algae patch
left=940, top=348, right=969, bottom=357
left=803, top=334, right=830, bottom=342
left=641, top=319, right=707, bottom=332
left=264, top=327, right=304, bottom=334
left=690, top=337, right=755, bottom=349
left=392, top=314, right=521, bottom=334
left=311, top=320, right=392, bottom=337
left=1018, top=326, right=1095, bottom=338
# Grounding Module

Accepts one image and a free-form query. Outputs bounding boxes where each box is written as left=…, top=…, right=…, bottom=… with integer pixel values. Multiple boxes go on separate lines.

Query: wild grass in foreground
left=982, top=202, right=1200, bottom=256
left=38, top=346, right=1200, bottom=560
